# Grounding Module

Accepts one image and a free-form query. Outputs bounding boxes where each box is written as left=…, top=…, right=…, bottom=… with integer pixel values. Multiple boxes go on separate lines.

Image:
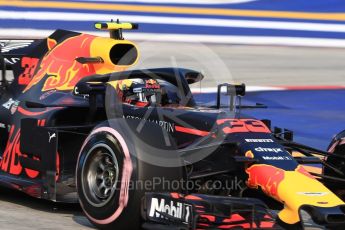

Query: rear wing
left=0, top=39, right=41, bottom=88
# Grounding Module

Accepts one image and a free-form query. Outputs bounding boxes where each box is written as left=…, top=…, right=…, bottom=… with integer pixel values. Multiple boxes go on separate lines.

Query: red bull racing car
left=1, top=22, right=345, bottom=229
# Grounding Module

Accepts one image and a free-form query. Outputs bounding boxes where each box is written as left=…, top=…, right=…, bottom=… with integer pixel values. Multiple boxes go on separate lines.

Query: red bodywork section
left=23, top=34, right=97, bottom=92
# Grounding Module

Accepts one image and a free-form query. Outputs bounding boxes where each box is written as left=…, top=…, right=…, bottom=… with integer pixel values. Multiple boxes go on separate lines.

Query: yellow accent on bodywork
left=95, top=22, right=135, bottom=30
left=277, top=169, right=344, bottom=224
left=245, top=150, right=254, bottom=158
left=301, top=165, right=322, bottom=175
left=90, top=37, right=139, bottom=74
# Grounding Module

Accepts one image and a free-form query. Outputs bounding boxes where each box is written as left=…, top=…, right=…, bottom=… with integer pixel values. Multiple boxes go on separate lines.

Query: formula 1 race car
left=1, top=22, right=345, bottom=230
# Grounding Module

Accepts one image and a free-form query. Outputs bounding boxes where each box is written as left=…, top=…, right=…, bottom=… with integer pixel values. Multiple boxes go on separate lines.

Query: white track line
left=191, top=86, right=285, bottom=93
left=1, top=10, right=345, bottom=33
left=1, top=29, right=345, bottom=48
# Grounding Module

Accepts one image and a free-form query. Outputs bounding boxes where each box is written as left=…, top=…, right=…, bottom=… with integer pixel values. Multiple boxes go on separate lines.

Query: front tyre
left=82, top=143, right=120, bottom=208
left=76, top=126, right=137, bottom=229
left=76, top=119, right=184, bottom=229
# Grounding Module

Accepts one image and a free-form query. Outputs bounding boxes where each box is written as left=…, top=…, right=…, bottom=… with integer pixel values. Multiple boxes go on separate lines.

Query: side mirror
left=224, top=83, right=246, bottom=96
left=216, top=83, right=246, bottom=110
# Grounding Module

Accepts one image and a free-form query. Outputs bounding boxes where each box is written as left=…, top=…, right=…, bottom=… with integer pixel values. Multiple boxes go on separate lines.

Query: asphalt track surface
left=136, top=42, right=345, bottom=86
left=1, top=44, right=345, bottom=229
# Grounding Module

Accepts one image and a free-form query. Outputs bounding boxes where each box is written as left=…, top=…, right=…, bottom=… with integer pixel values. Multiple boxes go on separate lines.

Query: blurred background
left=1, top=0, right=345, bottom=85
left=1, top=0, right=345, bottom=46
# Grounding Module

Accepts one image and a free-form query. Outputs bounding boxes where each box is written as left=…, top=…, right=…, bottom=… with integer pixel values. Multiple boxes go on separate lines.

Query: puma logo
left=48, top=132, right=56, bottom=143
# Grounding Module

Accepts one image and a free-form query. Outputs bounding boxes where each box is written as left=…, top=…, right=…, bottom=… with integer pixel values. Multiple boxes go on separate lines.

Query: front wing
left=141, top=192, right=279, bottom=229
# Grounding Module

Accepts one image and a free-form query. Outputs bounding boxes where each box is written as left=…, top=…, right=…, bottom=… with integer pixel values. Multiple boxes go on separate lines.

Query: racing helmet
left=114, top=78, right=162, bottom=106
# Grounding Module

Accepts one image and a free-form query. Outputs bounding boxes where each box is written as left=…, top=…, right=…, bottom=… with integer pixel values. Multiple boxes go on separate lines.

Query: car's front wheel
left=76, top=119, right=184, bottom=229
left=76, top=125, right=139, bottom=229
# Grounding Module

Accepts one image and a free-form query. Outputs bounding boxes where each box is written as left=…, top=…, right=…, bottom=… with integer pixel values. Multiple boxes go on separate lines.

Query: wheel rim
left=81, top=143, right=119, bottom=208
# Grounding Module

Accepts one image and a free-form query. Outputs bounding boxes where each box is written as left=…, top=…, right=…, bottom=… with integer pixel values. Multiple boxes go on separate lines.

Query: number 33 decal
left=217, top=119, right=271, bottom=134
left=18, top=57, right=39, bottom=86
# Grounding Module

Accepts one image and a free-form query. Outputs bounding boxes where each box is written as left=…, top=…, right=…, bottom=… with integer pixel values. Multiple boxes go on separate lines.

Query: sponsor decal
left=2, top=98, right=20, bottom=114
left=0, top=124, right=60, bottom=179
left=2, top=98, right=16, bottom=109
left=297, top=192, right=329, bottom=197
left=149, top=198, right=192, bottom=224
left=254, top=147, right=283, bottom=153
left=39, top=89, right=56, bottom=100
left=262, top=156, right=292, bottom=160
left=145, top=79, right=160, bottom=89
left=48, top=132, right=56, bottom=143
left=0, top=40, right=33, bottom=53
left=0, top=123, right=6, bottom=129
left=217, top=119, right=271, bottom=134
left=132, top=87, right=142, bottom=93
left=245, top=139, right=274, bottom=143
left=124, top=115, right=175, bottom=133
left=245, top=150, right=254, bottom=158
left=317, top=201, right=329, bottom=205
left=18, top=57, right=40, bottom=85
left=0, top=126, right=40, bottom=177
left=74, top=86, right=80, bottom=95
left=4, top=57, right=20, bottom=65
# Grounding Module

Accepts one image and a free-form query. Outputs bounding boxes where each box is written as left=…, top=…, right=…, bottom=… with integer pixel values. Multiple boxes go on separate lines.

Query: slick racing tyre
left=76, top=119, right=184, bottom=229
